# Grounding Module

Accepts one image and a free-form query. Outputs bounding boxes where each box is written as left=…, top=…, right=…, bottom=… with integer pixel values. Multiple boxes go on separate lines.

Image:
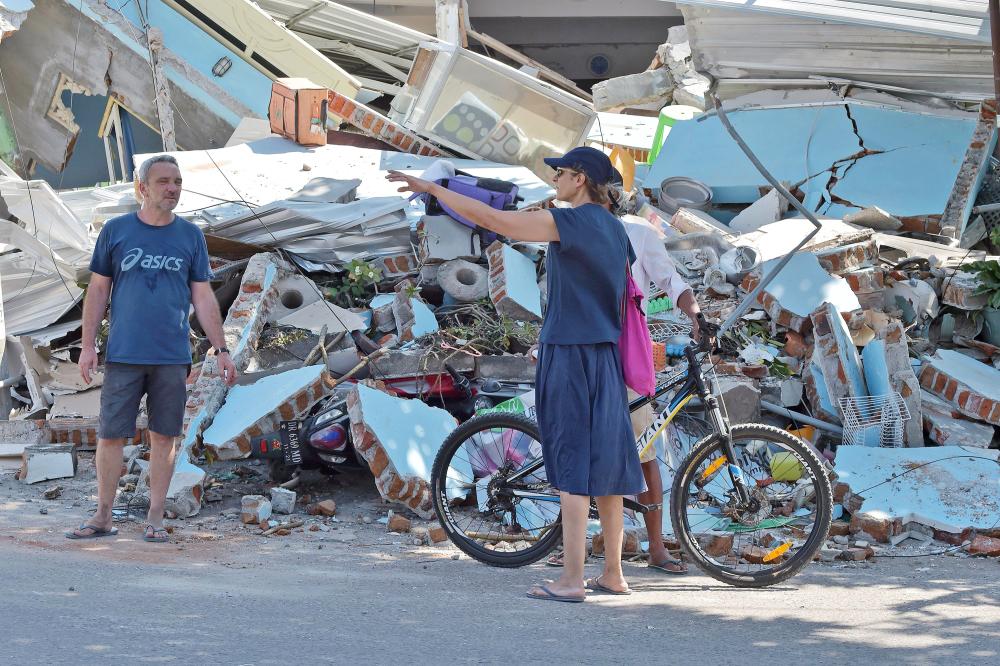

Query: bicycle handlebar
left=693, top=313, right=720, bottom=354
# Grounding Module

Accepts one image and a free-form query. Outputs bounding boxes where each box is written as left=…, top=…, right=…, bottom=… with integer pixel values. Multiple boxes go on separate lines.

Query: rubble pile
left=0, top=3, right=998, bottom=565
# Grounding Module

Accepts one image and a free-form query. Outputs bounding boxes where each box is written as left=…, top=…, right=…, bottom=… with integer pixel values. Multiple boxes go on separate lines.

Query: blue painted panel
left=645, top=102, right=981, bottom=221
left=643, top=105, right=859, bottom=204
left=862, top=339, right=892, bottom=398
left=112, top=0, right=271, bottom=117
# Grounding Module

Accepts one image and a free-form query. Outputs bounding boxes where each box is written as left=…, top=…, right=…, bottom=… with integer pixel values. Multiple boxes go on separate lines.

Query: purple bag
left=618, top=261, right=656, bottom=396
left=417, top=175, right=521, bottom=249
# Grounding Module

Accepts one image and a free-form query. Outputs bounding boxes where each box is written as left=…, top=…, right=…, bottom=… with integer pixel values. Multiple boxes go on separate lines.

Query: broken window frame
left=97, top=97, right=172, bottom=184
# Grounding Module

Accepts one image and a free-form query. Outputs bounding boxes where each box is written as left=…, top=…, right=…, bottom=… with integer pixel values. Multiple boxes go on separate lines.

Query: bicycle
left=430, top=317, right=833, bottom=588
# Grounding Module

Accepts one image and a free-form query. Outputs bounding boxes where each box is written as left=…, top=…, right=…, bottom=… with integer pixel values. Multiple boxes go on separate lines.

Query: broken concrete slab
left=277, top=299, right=366, bottom=335
left=645, top=100, right=984, bottom=229
left=921, top=390, right=995, bottom=448
left=715, top=375, right=761, bottom=425
left=438, top=259, right=489, bottom=303
left=811, top=302, right=868, bottom=417
left=940, top=271, right=988, bottom=310
left=269, top=487, right=296, bottom=515
left=240, top=495, right=272, bottom=525
left=486, top=241, right=541, bottom=322
left=919, top=349, right=1000, bottom=426
left=754, top=253, right=860, bottom=333
left=835, top=446, right=1000, bottom=534
left=0, top=420, right=47, bottom=471
left=843, top=206, right=902, bottom=232
left=268, top=274, right=325, bottom=322
left=727, top=188, right=783, bottom=233
left=346, top=384, right=458, bottom=518
left=475, top=354, right=536, bottom=383
left=592, top=67, right=673, bottom=112
left=370, top=349, right=476, bottom=380
left=417, top=215, right=482, bottom=264
left=49, top=389, right=102, bottom=419
left=815, top=239, right=878, bottom=275
left=20, top=443, right=76, bottom=484
left=202, top=365, right=332, bottom=460
left=391, top=281, right=439, bottom=342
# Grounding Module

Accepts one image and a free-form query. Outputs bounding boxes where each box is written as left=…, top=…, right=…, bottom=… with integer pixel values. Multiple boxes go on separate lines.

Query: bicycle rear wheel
left=430, top=412, right=563, bottom=567
left=669, top=424, right=833, bottom=588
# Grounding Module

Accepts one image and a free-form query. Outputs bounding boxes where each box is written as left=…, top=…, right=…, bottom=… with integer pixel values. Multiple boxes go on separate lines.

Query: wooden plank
left=466, top=28, right=593, bottom=102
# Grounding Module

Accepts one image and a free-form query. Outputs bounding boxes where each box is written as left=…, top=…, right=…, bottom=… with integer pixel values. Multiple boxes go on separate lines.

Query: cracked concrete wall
left=0, top=0, right=253, bottom=178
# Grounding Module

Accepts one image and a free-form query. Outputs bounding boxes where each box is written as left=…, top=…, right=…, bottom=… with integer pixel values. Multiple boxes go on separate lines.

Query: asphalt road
left=3, top=532, right=999, bottom=665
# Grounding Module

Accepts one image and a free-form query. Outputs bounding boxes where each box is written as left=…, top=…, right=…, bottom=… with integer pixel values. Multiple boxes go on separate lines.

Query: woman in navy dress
left=388, top=147, right=643, bottom=602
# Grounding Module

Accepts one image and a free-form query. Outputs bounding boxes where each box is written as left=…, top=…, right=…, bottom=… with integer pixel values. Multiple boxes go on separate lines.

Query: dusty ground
left=2, top=453, right=1000, bottom=665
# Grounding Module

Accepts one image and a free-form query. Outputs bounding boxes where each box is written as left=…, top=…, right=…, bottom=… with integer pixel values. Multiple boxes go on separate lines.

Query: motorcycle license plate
left=279, top=421, right=303, bottom=466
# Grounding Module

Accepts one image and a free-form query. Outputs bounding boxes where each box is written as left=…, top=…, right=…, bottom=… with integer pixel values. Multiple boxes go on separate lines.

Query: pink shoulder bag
left=618, top=259, right=656, bottom=396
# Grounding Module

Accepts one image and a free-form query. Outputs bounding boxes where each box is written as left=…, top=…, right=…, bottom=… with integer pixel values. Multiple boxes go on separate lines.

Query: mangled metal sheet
left=136, top=136, right=553, bottom=215
left=677, top=5, right=994, bottom=100
left=198, top=196, right=410, bottom=245
left=0, top=179, right=93, bottom=276
left=254, top=0, right=437, bottom=94
left=672, top=0, right=990, bottom=42
left=0, top=1, right=34, bottom=34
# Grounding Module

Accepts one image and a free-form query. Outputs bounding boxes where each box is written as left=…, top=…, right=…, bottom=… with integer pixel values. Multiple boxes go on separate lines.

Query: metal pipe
left=0, top=375, right=24, bottom=390
left=760, top=400, right=843, bottom=435
left=991, top=0, right=1000, bottom=102
left=708, top=94, right=823, bottom=336
left=973, top=201, right=1000, bottom=215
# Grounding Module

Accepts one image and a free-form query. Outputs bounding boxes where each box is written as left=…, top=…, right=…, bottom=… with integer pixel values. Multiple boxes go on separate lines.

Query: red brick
left=783, top=331, right=808, bottom=359
left=966, top=535, right=1000, bottom=557
left=944, top=379, right=958, bottom=401
left=241, top=283, right=263, bottom=293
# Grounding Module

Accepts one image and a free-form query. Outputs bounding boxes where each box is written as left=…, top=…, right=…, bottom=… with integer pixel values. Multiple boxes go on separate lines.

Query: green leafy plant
left=324, top=259, right=382, bottom=308
left=967, top=259, right=1000, bottom=309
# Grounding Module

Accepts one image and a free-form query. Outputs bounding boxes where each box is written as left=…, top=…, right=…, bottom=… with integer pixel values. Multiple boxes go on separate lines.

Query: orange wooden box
left=268, top=78, right=328, bottom=147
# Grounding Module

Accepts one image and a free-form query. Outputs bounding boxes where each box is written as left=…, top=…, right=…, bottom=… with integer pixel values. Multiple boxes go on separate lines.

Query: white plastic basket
left=838, top=393, right=911, bottom=448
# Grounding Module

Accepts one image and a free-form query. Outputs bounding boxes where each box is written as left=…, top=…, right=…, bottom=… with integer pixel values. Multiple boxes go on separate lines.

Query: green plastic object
left=647, top=296, right=673, bottom=314
left=645, top=105, right=701, bottom=165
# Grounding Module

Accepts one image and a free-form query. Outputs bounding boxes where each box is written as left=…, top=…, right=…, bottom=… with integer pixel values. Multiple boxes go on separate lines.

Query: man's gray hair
left=136, top=154, right=179, bottom=184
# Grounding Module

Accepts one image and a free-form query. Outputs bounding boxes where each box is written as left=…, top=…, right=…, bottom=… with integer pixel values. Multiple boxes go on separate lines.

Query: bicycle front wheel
left=430, top=412, right=563, bottom=567
left=670, top=424, right=833, bottom=587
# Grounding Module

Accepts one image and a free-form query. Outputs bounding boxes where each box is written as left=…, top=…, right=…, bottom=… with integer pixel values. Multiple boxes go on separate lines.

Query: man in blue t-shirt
left=66, top=155, right=237, bottom=543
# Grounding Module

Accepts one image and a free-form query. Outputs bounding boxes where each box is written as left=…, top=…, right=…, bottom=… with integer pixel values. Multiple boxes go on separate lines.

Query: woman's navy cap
left=543, top=146, right=613, bottom=184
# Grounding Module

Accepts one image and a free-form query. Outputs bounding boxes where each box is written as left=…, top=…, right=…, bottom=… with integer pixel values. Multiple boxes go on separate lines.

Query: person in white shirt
left=622, top=214, right=702, bottom=574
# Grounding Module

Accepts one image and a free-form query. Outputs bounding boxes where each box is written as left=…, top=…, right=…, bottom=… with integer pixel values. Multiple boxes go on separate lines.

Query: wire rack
left=973, top=156, right=1000, bottom=234
left=838, top=393, right=911, bottom=448
left=648, top=320, right=692, bottom=343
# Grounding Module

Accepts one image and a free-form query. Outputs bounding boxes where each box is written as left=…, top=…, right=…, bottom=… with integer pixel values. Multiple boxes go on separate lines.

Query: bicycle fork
left=687, top=347, right=753, bottom=505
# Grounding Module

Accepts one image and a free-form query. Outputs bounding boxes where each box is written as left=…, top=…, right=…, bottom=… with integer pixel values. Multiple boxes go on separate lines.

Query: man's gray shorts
left=99, top=363, right=188, bottom=439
